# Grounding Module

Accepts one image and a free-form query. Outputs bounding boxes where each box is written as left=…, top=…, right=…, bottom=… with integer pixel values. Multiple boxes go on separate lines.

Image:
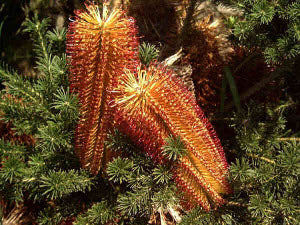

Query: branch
left=277, top=137, right=300, bottom=141
left=227, top=201, right=247, bottom=207
left=247, top=153, right=276, bottom=164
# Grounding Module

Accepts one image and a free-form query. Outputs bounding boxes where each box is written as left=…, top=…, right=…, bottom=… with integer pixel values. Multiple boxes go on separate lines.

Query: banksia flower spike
left=113, top=64, right=231, bottom=210
left=66, top=1, right=139, bottom=174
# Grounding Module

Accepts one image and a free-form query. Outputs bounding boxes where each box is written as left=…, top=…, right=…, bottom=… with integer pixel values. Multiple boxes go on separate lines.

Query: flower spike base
left=67, top=1, right=139, bottom=174
left=114, top=64, right=231, bottom=210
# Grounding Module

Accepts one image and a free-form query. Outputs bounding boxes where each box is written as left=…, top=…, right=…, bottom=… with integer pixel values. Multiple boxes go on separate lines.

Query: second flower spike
left=114, top=64, right=231, bottom=210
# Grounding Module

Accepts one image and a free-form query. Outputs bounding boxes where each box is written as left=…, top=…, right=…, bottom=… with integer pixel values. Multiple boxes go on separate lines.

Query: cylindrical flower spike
left=113, top=64, right=231, bottom=209
left=67, top=1, right=139, bottom=174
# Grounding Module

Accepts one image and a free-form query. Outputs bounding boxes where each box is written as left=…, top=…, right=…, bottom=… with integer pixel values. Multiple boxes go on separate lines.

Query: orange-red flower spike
left=114, top=64, right=231, bottom=209
left=66, top=1, right=139, bottom=174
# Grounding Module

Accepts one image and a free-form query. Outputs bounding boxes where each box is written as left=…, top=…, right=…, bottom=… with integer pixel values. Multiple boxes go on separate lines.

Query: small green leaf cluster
left=139, top=42, right=159, bottom=66
left=226, top=0, right=300, bottom=63
left=162, top=136, right=187, bottom=161
left=74, top=201, right=117, bottom=225
left=179, top=206, right=237, bottom=225
left=107, top=153, right=178, bottom=220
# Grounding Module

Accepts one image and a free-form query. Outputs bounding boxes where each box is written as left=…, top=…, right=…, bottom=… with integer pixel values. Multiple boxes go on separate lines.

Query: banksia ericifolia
left=114, top=64, right=231, bottom=210
left=67, top=1, right=139, bottom=174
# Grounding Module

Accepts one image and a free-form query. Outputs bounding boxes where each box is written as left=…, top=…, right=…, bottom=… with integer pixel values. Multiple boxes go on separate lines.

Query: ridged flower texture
left=114, top=64, right=231, bottom=210
left=66, top=1, right=139, bottom=174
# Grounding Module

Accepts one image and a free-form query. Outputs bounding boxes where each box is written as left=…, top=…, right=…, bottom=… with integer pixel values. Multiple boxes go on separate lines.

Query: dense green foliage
left=138, top=42, right=159, bottom=66
left=0, top=15, right=91, bottom=223
left=224, top=0, right=300, bottom=63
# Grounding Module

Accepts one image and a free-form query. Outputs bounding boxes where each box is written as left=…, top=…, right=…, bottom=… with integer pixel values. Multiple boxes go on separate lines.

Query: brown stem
left=277, top=137, right=300, bottom=141
left=227, top=201, right=247, bottom=207
left=247, top=153, right=275, bottom=164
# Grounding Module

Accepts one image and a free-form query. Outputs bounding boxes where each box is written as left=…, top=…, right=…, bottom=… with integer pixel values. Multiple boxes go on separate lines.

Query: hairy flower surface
left=67, top=1, right=139, bottom=174
left=114, top=64, right=231, bottom=210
